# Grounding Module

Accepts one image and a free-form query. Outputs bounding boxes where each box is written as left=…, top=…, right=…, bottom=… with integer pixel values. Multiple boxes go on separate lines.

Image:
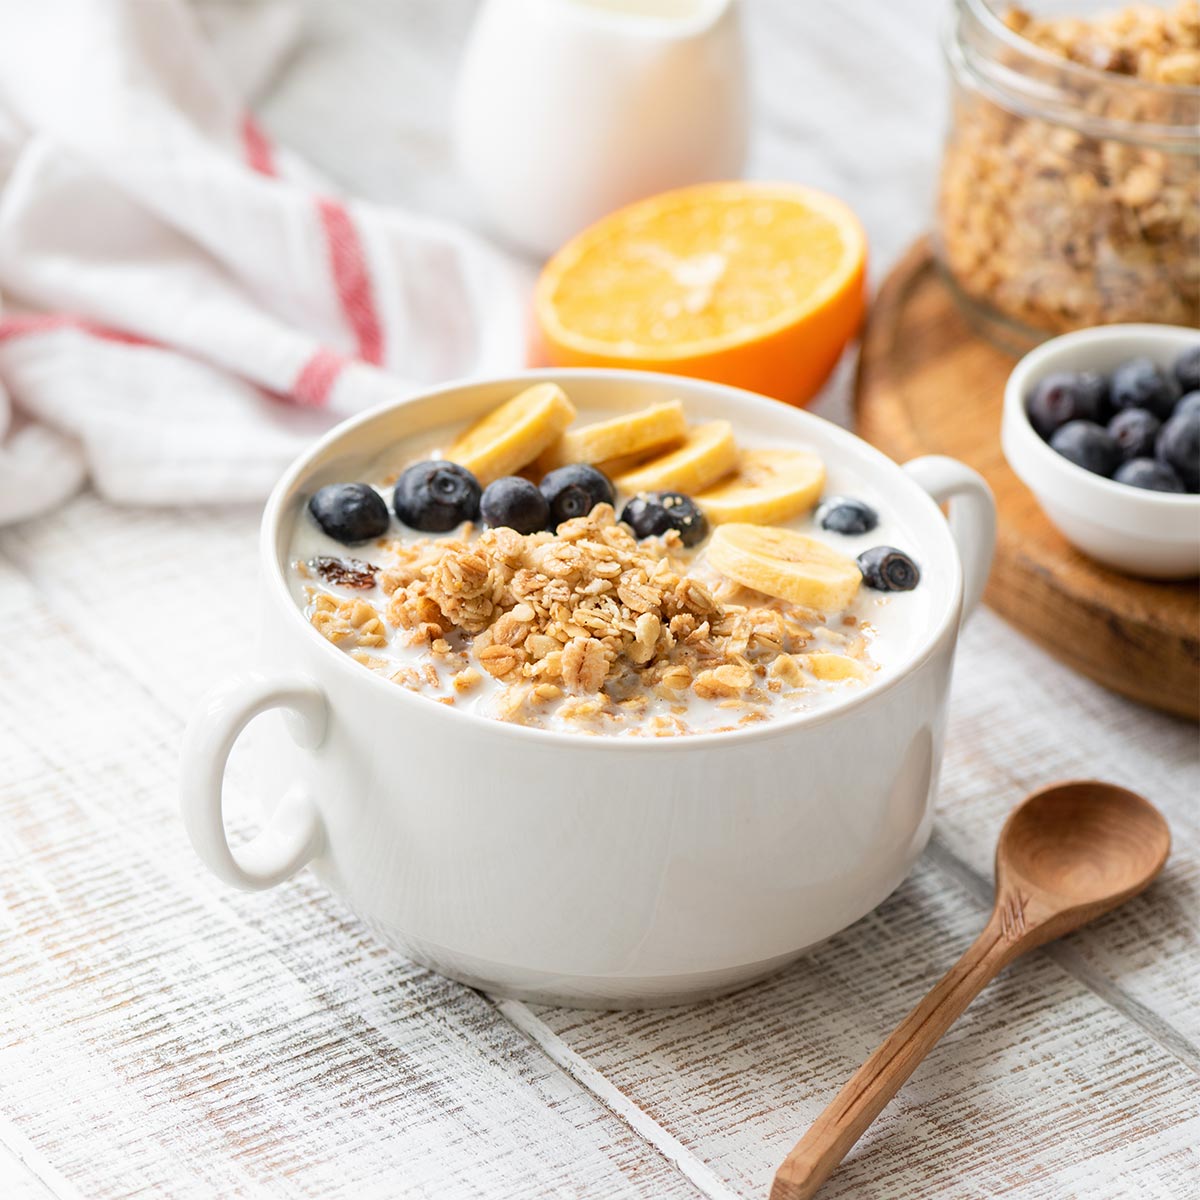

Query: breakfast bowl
left=181, top=369, right=995, bottom=1008
left=1002, top=324, right=1200, bottom=580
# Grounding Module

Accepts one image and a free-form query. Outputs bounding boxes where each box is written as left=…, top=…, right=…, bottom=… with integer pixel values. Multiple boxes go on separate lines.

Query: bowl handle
left=180, top=673, right=328, bottom=891
left=903, top=456, right=996, bottom=624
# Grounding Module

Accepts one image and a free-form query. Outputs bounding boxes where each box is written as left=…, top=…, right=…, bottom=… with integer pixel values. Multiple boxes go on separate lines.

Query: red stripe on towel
left=0, top=315, right=154, bottom=347
left=0, top=314, right=346, bottom=410
left=316, top=197, right=384, bottom=367
left=241, top=115, right=278, bottom=177
left=291, top=348, right=347, bottom=407
left=239, top=113, right=384, bottom=370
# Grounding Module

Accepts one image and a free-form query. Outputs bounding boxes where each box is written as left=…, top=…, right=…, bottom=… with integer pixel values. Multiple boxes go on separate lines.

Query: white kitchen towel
left=0, top=0, right=527, bottom=524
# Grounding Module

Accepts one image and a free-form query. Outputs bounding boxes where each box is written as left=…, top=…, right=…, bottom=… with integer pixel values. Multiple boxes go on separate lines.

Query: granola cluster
left=938, top=1, right=1200, bottom=337
left=308, top=592, right=387, bottom=648
left=303, top=504, right=870, bottom=734
left=1009, top=1, right=1200, bottom=79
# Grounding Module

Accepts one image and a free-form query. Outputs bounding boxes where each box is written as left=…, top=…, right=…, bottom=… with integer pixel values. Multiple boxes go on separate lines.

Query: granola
left=298, top=504, right=877, bottom=735
left=938, top=1, right=1200, bottom=337
left=288, top=387, right=933, bottom=736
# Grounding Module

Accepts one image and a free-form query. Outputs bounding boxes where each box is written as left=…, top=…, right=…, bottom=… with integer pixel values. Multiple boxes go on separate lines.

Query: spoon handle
left=771, top=911, right=1020, bottom=1200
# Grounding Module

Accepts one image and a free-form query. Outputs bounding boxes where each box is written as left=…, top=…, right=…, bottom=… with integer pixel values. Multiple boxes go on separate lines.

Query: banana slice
left=614, top=421, right=738, bottom=495
left=596, top=448, right=656, bottom=478
left=801, top=652, right=870, bottom=683
left=696, top=449, right=825, bottom=525
left=538, top=400, right=686, bottom=472
left=446, top=383, right=576, bottom=485
left=707, top=524, right=862, bottom=611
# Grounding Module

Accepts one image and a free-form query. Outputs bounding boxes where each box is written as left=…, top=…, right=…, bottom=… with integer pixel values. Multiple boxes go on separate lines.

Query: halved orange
left=532, top=182, right=867, bottom=407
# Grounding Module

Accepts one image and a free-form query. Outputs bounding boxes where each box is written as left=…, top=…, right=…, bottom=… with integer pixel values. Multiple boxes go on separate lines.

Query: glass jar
left=937, top=0, right=1200, bottom=349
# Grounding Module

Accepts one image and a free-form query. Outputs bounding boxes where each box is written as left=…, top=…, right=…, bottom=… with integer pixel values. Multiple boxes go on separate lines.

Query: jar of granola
left=937, top=0, right=1200, bottom=348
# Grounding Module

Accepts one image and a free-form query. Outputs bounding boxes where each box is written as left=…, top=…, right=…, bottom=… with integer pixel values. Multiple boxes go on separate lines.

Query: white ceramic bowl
left=1002, top=324, right=1200, bottom=580
left=181, top=370, right=995, bottom=1008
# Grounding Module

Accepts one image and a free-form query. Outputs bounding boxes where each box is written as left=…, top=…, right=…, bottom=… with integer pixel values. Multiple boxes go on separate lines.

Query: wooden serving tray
left=855, top=238, right=1199, bottom=721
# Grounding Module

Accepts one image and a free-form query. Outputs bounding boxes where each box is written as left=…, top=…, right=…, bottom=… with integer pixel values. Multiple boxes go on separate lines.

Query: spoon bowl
left=998, top=781, right=1171, bottom=911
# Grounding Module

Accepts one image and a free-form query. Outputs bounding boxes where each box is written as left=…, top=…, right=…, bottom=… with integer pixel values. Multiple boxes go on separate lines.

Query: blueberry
left=1106, top=409, right=1161, bottom=463
left=816, top=496, right=878, bottom=535
left=620, top=491, right=709, bottom=547
left=1076, top=370, right=1111, bottom=418
left=1048, top=421, right=1120, bottom=477
left=857, top=546, right=920, bottom=592
left=540, top=464, right=615, bottom=526
left=1113, top=458, right=1185, bottom=493
left=1026, top=370, right=1109, bottom=439
left=1176, top=391, right=1200, bottom=420
left=1156, top=409, right=1200, bottom=491
left=393, top=460, right=481, bottom=532
left=480, top=476, right=550, bottom=534
left=1172, top=345, right=1200, bottom=394
left=308, top=483, right=390, bottom=545
left=1110, top=356, right=1179, bottom=420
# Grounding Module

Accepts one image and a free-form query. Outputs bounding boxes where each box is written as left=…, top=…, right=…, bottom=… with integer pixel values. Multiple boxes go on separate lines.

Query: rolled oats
left=308, top=591, right=388, bottom=648
left=452, top=667, right=482, bottom=692
left=938, top=1, right=1200, bottom=336
left=768, top=655, right=805, bottom=687
left=692, top=664, right=755, bottom=700
left=561, top=636, right=612, bottom=692
left=478, top=643, right=525, bottom=679
left=301, top=503, right=879, bottom=734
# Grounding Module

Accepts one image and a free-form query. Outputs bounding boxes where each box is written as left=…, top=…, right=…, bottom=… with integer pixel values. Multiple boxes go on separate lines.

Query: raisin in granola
left=312, top=556, right=379, bottom=589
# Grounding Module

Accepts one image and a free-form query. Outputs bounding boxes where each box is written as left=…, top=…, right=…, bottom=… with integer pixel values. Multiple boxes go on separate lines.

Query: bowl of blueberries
left=1002, top=324, right=1199, bottom=580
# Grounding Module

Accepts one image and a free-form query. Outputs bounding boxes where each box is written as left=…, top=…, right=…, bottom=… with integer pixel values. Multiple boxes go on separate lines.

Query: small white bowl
left=1002, top=324, right=1200, bottom=580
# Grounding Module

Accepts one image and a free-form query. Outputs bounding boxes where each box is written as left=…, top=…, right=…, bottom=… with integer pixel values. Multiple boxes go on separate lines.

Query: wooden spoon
left=771, top=781, right=1170, bottom=1200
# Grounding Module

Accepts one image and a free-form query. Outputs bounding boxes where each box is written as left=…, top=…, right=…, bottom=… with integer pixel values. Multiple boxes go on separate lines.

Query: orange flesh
left=543, top=194, right=855, bottom=352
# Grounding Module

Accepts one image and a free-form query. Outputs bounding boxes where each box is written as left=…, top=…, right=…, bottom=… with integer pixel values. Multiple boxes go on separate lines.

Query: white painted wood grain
left=532, top=857, right=1200, bottom=1200
left=0, top=1116, right=81, bottom=1200
left=1, top=1, right=1198, bottom=1198
left=497, top=1000, right=744, bottom=1200
left=0, top=554, right=704, bottom=1200
left=3, top=456, right=1198, bottom=1200
left=938, top=619, right=1200, bottom=1051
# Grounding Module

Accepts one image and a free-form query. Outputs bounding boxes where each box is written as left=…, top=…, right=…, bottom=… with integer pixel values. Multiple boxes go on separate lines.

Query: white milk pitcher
left=453, top=0, right=747, bottom=257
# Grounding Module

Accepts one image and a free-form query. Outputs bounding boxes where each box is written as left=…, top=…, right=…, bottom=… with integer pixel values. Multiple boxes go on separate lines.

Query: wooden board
left=855, top=238, right=1200, bottom=721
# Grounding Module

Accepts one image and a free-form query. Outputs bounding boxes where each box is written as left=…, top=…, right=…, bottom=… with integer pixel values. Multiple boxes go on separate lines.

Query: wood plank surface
left=855, top=240, right=1200, bottom=719
left=3, top=489, right=1198, bottom=1200
left=0, top=543, right=705, bottom=1200
left=534, top=862, right=1199, bottom=1199
left=2, top=1, right=1198, bottom=1198
left=0, top=1122, right=70, bottom=1200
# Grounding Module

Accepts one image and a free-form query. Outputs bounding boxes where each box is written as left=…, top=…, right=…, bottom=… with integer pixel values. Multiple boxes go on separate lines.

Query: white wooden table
left=2, top=3, right=1198, bottom=1197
